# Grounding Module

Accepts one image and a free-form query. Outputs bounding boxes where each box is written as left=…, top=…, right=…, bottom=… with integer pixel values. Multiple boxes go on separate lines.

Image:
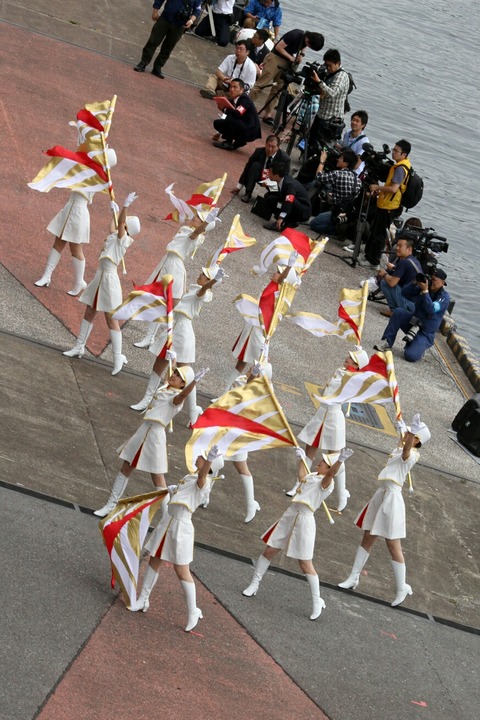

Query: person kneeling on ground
left=212, top=78, right=261, bottom=151
left=375, top=237, right=422, bottom=316
left=262, top=162, right=312, bottom=230
left=231, top=134, right=290, bottom=203
left=309, top=148, right=360, bottom=237
left=194, top=0, right=235, bottom=47
left=374, top=268, right=450, bottom=362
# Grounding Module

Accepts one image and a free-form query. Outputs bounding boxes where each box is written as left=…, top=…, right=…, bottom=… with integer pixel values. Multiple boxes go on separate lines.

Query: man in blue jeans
left=309, top=148, right=359, bottom=237
left=374, top=269, right=450, bottom=362
left=376, top=237, right=422, bottom=317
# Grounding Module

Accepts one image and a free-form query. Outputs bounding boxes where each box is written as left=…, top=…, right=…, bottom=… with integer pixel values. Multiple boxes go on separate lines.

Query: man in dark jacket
left=134, top=0, right=201, bottom=78
left=231, top=135, right=290, bottom=202
left=213, top=79, right=262, bottom=150
left=262, top=162, right=312, bottom=230
left=374, top=269, right=450, bottom=362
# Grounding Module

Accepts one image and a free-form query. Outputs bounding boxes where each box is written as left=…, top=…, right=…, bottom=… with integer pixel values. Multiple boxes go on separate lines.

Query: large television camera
left=360, top=143, right=394, bottom=183
left=399, top=225, right=449, bottom=274
left=280, top=61, right=323, bottom=96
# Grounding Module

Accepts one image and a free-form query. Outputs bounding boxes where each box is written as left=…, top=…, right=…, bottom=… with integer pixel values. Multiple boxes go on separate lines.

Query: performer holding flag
left=63, top=192, right=140, bottom=374
left=243, top=447, right=354, bottom=620
left=339, top=414, right=430, bottom=607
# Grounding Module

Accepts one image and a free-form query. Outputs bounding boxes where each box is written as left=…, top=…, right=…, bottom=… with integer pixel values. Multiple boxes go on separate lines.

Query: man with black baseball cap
left=374, top=267, right=450, bottom=362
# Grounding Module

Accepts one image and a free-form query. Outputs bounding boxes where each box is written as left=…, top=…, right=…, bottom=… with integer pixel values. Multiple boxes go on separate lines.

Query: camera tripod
left=340, top=185, right=372, bottom=268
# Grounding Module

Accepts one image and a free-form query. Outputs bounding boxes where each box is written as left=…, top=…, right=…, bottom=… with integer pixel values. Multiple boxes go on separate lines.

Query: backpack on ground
left=401, top=167, right=424, bottom=210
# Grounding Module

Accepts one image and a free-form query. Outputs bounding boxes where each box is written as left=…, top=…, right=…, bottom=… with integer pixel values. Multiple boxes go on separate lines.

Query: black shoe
left=151, top=68, right=165, bottom=78
left=213, top=140, right=234, bottom=151
left=241, top=192, right=252, bottom=203
left=134, top=62, right=146, bottom=72
left=263, top=222, right=279, bottom=231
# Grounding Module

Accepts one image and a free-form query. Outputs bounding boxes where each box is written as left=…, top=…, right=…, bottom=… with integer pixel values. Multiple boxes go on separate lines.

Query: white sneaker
left=343, top=244, right=355, bottom=253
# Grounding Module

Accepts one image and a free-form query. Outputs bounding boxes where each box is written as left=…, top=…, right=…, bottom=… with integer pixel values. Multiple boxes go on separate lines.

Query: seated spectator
left=243, top=0, right=282, bottom=41
left=310, top=148, right=360, bottom=237
left=376, top=238, right=422, bottom=316
left=200, top=40, right=257, bottom=99
left=374, top=269, right=450, bottom=362
left=231, top=134, right=290, bottom=202
left=212, top=79, right=262, bottom=150
left=246, top=28, right=271, bottom=76
left=195, top=0, right=235, bottom=47
left=262, top=162, right=312, bottom=230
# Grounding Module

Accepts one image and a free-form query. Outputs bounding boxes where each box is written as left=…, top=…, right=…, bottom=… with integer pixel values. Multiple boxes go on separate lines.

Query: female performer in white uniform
left=94, top=365, right=209, bottom=517
left=338, top=414, right=430, bottom=607
left=243, top=447, right=353, bottom=620
left=62, top=192, right=140, bottom=375
left=131, top=266, right=226, bottom=425
left=35, top=148, right=117, bottom=295
left=129, top=446, right=224, bottom=633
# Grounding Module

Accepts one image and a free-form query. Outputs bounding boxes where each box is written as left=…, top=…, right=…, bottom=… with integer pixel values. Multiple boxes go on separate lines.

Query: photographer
left=134, top=0, right=201, bottom=78
left=375, top=237, right=422, bottom=316
left=200, top=40, right=257, bottom=98
left=374, top=269, right=450, bottom=362
left=308, top=49, right=351, bottom=147
left=359, top=139, right=412, bottom=268
left=249, top=29, right=325, bottom=124
left=195, top=0, right=235, bottom=47
left=309, top=148, right=360, bottom=236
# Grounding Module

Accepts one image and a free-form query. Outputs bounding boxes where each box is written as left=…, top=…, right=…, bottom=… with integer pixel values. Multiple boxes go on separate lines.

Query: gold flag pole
left=346, top=281, right=369, bottom=417
left=262, top=375, right=334, bottom=524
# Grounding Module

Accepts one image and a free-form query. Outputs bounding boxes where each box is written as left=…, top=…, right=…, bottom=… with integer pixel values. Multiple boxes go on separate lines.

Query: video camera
left=280, top=60, right=323, bottom=96
left=360, top=143, right=393, bottom=183
left=398, top=225, right=449, bottom=274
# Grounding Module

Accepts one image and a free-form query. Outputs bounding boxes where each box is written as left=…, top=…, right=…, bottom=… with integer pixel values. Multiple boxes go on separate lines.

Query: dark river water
left=279, top=0, right=480, bottom=357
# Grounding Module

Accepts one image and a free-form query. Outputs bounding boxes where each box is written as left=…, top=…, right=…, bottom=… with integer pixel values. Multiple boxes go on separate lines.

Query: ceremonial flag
left=99, top=490, right=167, bottom=608
left=185, top=375, right=295, bottom=471
left=207, top=215, right=256, bottom=266
left=321, top=351, right=396, bottom=406
left=112, top=280, right=169, bottom=323
left=259, top=278, right=298, bottom=339
left=288, top=287, right=365, bottom=342
left=252, top=229, right=328, bottom=276
left=233, top=293, right=261, bottom=327
left=162, top=275, right=174, bottom=351
left=28, top=145, right=110, bottom=194
left=165, top=175, right=227, bottom=222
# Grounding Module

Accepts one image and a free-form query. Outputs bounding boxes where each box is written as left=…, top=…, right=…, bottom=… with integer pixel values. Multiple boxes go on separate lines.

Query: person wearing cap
left=132, top=209, right=221, bottom=349
left=131, top=266, right=226, bottom=425
left=243, top=447, right=354, bottom=620
left=374, top=269, right=450, bottom=362
left=288, top=347, right=369, bottom=511
left=63, top=192, right=140, bottom=375
left=93, top=364, right=209, bottom=518
left=129, top=446, right=223, bottom=632
left=338, top=414, right=430, bottom=607
left=225, top=253, right=300, bottom=394
left=34, top=147, right=118, bottom=296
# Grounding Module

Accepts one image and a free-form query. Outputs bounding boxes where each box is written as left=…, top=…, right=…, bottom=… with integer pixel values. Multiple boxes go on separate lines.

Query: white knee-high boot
left=391, top=560, right=413, bottom=606
left=35, top=248, right=61, bottom=287
left=67, top=257, right=87, bottom=296
left=133, top=322, right=158, bottom=349
left=93, top=472, right=129, bottom=517
left=63, top=319, right=93, bottom=358
left=306, top=573, right=325, bottom=620
left=334, top=465, right=350, bottom=512
left=182, top=580, right=203, bottom=632
left=184, top=386, right=202, bottom=427
left=338, top=546, right=370, bottom=589
left=286, top=456, right=312, bottom=496
left=128, top=565, right=159, bottom=612
left=243, top=555, right=271, bottom=596
left=240, top=474, right=260, bottom=523
left=110, top=329, right=127, bottom=376
left=130, top=372, right=161, bottom=411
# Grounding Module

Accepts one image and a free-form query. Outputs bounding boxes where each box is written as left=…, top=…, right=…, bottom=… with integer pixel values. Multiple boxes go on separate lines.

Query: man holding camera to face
left=309, top=147, right=360, bottom=236
left=308, top=49, right=351, bottom=147
left=374, top=268, right=450, bottom=362
left=134, top=0, right=201, bottom=78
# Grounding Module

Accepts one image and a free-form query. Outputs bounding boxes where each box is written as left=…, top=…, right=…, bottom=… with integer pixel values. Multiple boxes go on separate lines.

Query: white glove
left=205, top=207, right=219, bottom=224
left=207, top=444, right=221, bottom=462
left=287, top=250, right=299, bottom=267
left=294, top=446, right=307, bottom=461
left=194, top=367, right=209, bottom=383
left=251, top=362, right=262, bottom=377
left=215, top=266, right=227, bottom=282
left=110, top=200, right=120, bottom=214
left=205, top=217, right=221, bottom=233
left=167, top=484, right=177, bottom=497
left=166, top=349, right=176, bottom=362
left=124, top=192, right=138, bottom=208
left=410, top=413, right=421, bottom=435
left=338, top=448, right=354, bottom=462
left=397, top=418, right=408, bottom=435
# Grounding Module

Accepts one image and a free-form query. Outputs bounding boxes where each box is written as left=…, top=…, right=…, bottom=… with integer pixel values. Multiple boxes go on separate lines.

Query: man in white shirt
left=200, top=40, right=257, bottom=98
